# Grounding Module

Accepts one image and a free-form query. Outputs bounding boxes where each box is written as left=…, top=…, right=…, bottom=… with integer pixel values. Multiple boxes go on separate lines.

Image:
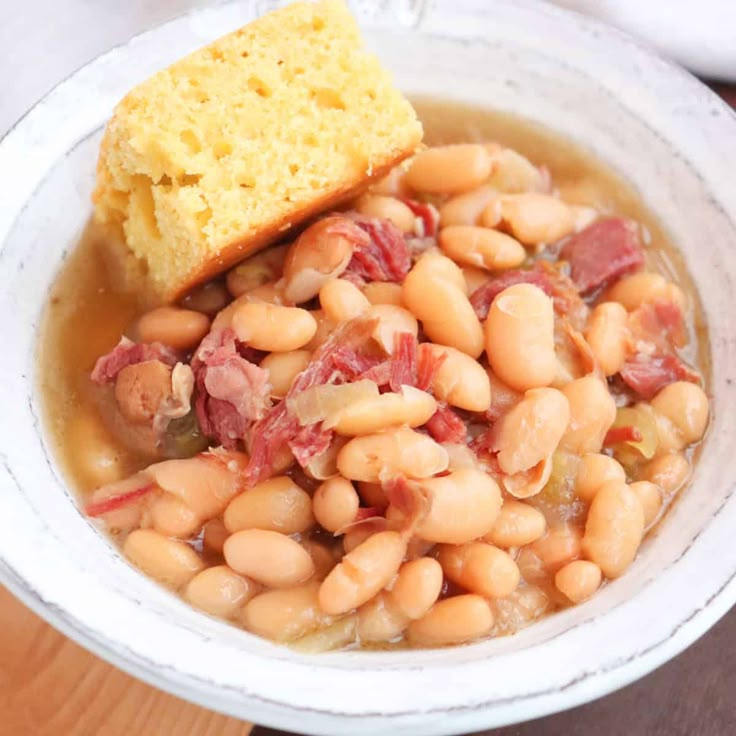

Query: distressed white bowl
left=0, top=1, right=735, bottom=734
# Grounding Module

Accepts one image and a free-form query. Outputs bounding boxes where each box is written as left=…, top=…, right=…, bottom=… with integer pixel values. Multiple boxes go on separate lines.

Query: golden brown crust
left=167, top=153, right=408, bottom=301
left=93, top=0, right=423, bottom=304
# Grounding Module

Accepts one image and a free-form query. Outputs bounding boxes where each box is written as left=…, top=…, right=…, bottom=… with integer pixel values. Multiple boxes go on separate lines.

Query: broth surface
left=38, top=101, right=710, bottom=648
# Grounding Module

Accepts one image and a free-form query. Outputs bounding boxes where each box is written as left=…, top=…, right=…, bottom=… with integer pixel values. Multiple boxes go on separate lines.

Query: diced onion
left=287, top=380, right=379, bottom=427
left=610, top=406, right=658, bottom=460
left=289, top=615, right=357, bottom=653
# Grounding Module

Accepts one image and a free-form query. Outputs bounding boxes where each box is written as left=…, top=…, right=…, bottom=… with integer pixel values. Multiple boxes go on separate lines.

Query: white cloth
left=551, top=0, right=736, bottom=81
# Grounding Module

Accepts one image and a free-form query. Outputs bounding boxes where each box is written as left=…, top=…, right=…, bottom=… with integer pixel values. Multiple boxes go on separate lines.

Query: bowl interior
left=1, top=1, right=736, bottom=734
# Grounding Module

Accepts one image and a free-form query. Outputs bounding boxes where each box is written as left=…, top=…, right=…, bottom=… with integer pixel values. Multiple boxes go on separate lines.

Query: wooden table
left=0, top=584, right=732, bottom=736
left=1, top=0, right=734, bottom=730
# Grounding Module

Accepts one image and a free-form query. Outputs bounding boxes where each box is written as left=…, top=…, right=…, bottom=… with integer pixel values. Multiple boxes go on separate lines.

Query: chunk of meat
left=604, top=426, right=643, bottom=445
left=389, top=332, right=418, bottom=391
left=382, top=475, right=430, bottom=537
left=91, top=336, right=177, bottom=384
left=344, top=214, right=412, bottom=283
left=288, top=423, right=335, bottom=468
left=354, top=332, right=418, bottom=392
left=244, top=317, right=378, bottom=486
left=192, top=328, right=271, bottom=449
left=85, top=479, right=154, bottom=517
left=561, top=217, right=644, bottom=294
left=416, top=343, right=447, bottom=393
left=620, top=355, right=700, bottom=400
left=629, top=300, right=687, bottom=352
left=425, top=404, right=467, bottom=444
left=330, top=348, right=383, bottom=381
left=470, top=262, right=587, bottom=327
left=621, top=297, right=699, bottom=398
left=401, top=198, right=440, bottom=238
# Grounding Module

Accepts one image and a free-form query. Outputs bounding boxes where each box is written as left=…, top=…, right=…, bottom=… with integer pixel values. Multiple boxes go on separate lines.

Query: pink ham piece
left=91, top=336, right=177, bottom=384
left=358, top=336, right=444, bottom=394
left=470, top=262, right=586, bottom=328
left=620, top=297, right=700, bottom=398
left=244, top=318, right=378, bottom=486
left=416, top=343, right=447, bottom=393
left=561, top=217, right=644, bottom=294
left=620, top=354, right=701, bottom=400
left=192, top=329, right=271, bottom=449
left=401, top=198, right=440, bottom=238
left=344, top=215, right=412, bottom=283
left=425, top=404, right=467, bottom=444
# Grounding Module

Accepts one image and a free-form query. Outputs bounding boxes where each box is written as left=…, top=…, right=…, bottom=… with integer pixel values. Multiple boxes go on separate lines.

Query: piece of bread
left=93, top=0, right=422, bottom=302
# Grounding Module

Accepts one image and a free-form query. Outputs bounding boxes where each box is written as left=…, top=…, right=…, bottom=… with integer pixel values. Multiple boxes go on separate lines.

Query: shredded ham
left=620, top=298, right=700, bottom=398
left=192, top=329, right=271, bottom=449
left=470, top=262, right=587, bottom=327
left=85, top=482, right=154, bottom=517
left=401, top=199, right=440, bottom=238
left=382, top=476, right=430, bottom=537
left=561, top=217, right=644, bottom=294
left=604, top=425, right=643, bottom=445
left=416, top=343, right=447, bottom=392
left=244, top=318, right=378, bottom=486
left=344, top=214, right=412, bottom=283
left=288, top=423, right=334, bottom=467
left=389, top=332, right=418, bottom=391
left=91, top=337, right=177, bottom=384
left=620, top=355, right=700, bottom=400
left=425, top=404, right=467, bottom=444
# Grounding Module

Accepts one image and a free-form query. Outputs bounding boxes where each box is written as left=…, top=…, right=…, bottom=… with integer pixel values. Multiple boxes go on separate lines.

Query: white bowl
left=1, top=1, right=735, bottom=734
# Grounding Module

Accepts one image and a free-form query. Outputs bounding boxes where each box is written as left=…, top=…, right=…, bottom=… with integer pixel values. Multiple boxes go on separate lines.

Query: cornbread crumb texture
left=94, top=0, right=423, bottom=301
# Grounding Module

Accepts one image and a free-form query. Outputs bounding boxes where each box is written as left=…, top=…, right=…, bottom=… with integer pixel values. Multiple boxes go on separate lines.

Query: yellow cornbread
left=93, top=0, right=422, bottom=301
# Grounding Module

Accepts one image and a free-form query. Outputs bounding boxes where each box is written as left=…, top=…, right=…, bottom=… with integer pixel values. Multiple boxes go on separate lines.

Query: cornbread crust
left=93, top=0, right=422, bottom=302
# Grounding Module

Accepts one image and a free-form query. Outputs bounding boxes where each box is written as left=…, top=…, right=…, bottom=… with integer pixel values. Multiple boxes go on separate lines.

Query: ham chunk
left=192, top=329, right=271, bottom=449
left=344, top=215, right=412, bottom=283
left=561, top=217, right=644, bottom=294
left=91, top=336, right=177, bottom=384
left=620, top=354, right=700, bottom=400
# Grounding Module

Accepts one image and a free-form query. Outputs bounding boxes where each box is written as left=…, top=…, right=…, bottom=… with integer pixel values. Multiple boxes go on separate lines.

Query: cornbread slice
left=93, top=0, right=423, bottom=301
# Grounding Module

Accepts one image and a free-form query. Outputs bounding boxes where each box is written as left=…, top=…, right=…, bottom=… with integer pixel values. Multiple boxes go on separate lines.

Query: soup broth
left=39, top=101, right=710, bottom=650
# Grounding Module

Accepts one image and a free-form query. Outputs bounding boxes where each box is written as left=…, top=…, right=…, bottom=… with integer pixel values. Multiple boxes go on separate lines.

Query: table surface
left=1, top=2, right=735, bottom=735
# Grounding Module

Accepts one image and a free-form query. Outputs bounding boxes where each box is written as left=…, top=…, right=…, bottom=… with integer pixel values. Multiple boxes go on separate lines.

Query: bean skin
left=486, top=500, right=547, bottom=548
left=313, top=476, right=360, bottom=533
left=640, top=452, right=690, bottom=496
left=231, top=303, right=317, bottom=352
left=239, top=581, right=331, bottom=642
left=407, top=595, right=494, bottom=646
left=560, top=376, right=617, bottom=455
left=184, top=565, right=257, bottom=617
left=651, top=381, right=709, bottom=446
left=555, top=560, right=602, bottom=604
left=224, top=476, right=314, bottom=535
left=575, top=453, right=626, bottom=502
left=123, top=529, right=203, bottom=589
left=485, top=283, right=557, bottom=391
left=494, top=387, right=570, bottom=475
left=137, top=307, right=210, bottom=351
left=406, top=144, right=493, bottom=194
left=439, top=226, right=526, bottom=271
left=417, top=469, right=502, bottom=544
left=319, top=531, right=407, bottom=615
left=439, top=542, right=520, bottom=598
left=337, top=428, right=449, bottom=483
left=223, top=529, right=315, bottom=588
left=582, top=480, right=645, bottom=578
